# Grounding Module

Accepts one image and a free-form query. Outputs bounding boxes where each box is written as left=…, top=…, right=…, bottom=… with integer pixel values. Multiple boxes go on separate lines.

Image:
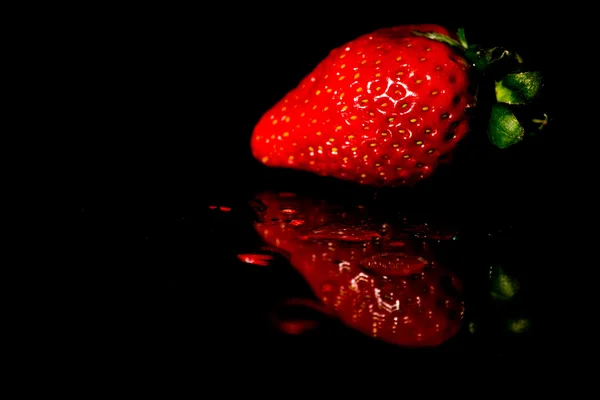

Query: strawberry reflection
left=252, top=191, right=464, bottom=348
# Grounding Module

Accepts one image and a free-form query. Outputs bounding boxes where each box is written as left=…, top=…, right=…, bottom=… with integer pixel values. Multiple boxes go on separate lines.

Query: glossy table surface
left=67, top=8, right=565, bottom=376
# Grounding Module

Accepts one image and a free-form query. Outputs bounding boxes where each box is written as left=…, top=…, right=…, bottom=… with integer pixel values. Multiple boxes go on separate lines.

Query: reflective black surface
left=68, top=6, right=566, bottom=373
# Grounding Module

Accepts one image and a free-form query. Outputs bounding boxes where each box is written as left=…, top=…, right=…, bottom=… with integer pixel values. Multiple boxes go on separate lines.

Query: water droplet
left=288, top=219, right=305, bottom=227
left=208, top=205, right=231, bottom=212
left=237, top=253, right=274, bottom=267
left=360, top=252, right=428, bottom=276
left=303, top=222, right=381, bottom=243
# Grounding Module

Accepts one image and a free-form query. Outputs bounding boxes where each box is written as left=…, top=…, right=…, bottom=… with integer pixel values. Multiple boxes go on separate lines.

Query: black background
left=61, top=3, right=568, bottom=377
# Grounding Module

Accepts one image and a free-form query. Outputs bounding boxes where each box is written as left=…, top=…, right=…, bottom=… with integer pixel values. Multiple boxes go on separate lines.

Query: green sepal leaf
left=411, top=30, right=466, bottom=51
left=456, top=28, right=468, bottom=49
left=495, top=71, right=544, bottom=105
left=488, top=103, right=525, bottom=149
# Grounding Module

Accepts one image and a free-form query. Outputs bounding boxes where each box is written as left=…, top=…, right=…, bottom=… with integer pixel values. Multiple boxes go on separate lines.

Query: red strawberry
left=251, top=24, right=548, bottom=186
left=252, top=191, right=464, bottom=347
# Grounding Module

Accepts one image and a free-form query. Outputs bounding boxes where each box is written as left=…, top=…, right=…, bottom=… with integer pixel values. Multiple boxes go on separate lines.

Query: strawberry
left=251, top=24, right=547, bottom=186
left=252, top=191, right=464, bottom=347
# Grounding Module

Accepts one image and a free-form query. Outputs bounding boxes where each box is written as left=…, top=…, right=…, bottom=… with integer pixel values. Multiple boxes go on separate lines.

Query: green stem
left=413, top=27, right=549, bottom=149
left=532, top=114, right=549, bottom=130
